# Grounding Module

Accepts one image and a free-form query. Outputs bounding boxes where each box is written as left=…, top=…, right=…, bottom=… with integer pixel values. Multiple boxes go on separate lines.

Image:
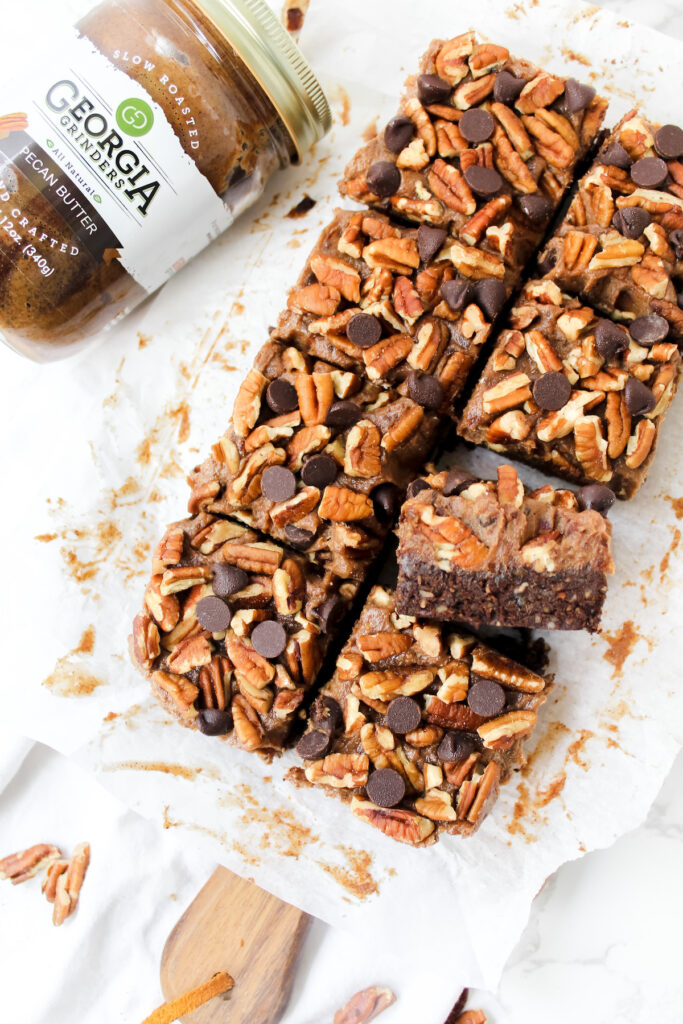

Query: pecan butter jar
left=0, top=0, right=330, bottom=360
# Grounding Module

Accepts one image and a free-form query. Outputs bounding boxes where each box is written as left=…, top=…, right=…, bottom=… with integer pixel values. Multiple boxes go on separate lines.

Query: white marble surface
left=2, top=0, right=683, bottom=1022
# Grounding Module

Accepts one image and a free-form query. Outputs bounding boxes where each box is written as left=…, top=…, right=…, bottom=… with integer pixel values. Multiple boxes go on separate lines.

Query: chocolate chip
left=316, top=594, right=346, bottom=631
left=594, top=318, right=629, bottom=360
left=265, top=379, right=298, bottom=414
left=406, top=478, right=430, bottom=499
left=366, top=768, right=406, bottom=808
left=366, top=160, right=401, bottom=198
left=577, top=484, right=616, bottom=515
left=533, top=371, right=571, bottom=411
left=654, top=123, right=683, bottom=160
left=562, top=78, right=596, bottom=113
left=347, top=312, right=381, bottom=348
left=493, top=70, right=526, bottom=105
left=296, top=729, right=331, bottom=760
left=325, top=400, right=362, bottom=428
left=437, top=731, right=476, bottom=762
left=384, top=115, right=415, bottom=154
left=474, top=278, right=507, bottom=320
left=311, top=694, right=343, bottom=732
left=624, top=376, right=656, bottom=416
left=386, top=696, right=422, bottom=735
left=197, top=709, right=233, bottom=736
left=630, top=156, right=668, bottom=189
left=467, top=678, right=506, bottom=717
left=670, top=228, right=683, bottom=260
left=372, top=483, right=401, bottom=522
left=407, top=371, right=444, bottom=410
left=464, top=165, right=503, bottom=196
left=612, top=207, right=651, bottom=239
left=417, top=73, right=451, bottom=105
left=630, top=313, right=670, bottom=345
left=251, top=619, right=287, bottom=659
left=301, top=453, right=338, bottom=487
left=196, top=595, right=232, bottom=632
left=417, top=225, right=447, bottom=263
left=459, top=108, right=495, bottom=143
left=441, top=277, right=473, bottom=312
left=261, top=465, right=296, bottom=502
left=442, top=468, right=476, bottom=496
left=284, top=524, right=315, bottom=549
left=518, top=194, right=552, bottom=223
left=211, top=563, right=249, bottom=598
left=600, top=141, right=632, bottom=169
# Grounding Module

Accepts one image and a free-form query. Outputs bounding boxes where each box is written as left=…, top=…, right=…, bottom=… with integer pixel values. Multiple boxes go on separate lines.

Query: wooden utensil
left=160, top=865, right=310, bottom=1024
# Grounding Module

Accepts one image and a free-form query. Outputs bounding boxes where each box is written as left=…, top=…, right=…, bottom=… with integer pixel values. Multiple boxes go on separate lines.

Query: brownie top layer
left=399, top=464, right=614, bottom=575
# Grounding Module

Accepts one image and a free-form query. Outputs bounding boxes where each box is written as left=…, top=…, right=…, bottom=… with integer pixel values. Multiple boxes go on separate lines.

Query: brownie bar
left=131, top=514, right=356, bottom=754
left=458, top=279, right=681, bottom=498
left=340, top=32, right=606, bottom=266
left=288, top=585, right=550, bottom=846
left=273, top=208, right=494, bottom=419
left=537, top=110, right=683, bottom=337
left=395, top=464, right=614, bottom=631
left=187, top=340, right=440, bottom=581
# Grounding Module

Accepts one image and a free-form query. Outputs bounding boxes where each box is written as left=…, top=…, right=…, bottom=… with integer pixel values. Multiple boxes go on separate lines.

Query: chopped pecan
left=132, top=612, right=161, bottom=669
left=618, top=114, right=655, bottom=158
left=197, top=655, right=231, bottom=710
left=294, top=373, right=334, bottom=426
left=631, top=253, right=671, bottom=299
left=481, top=372, right=532, bottom=415
left=588, top=237, right=645, bottom=269
left=436, top=660, right=469, bottom=703
left=287, top=424, right=331, bottom=470
left=0, top=843, right=61, bottom=884
left=522, top=114, right=574, bottom=168
left=231, top=694, right=265, bottom=751
left=319, top=485, right=374, bottom=521
left=496, top=464, right=524, bottom=507
left=337, top=212, right=364, bottom=259
left=359, top=669, right=434, bottom=700
left=152, top=670, right=199, bottom=718
left=53, top=842, right=90, bottom=926
left=583, top=368, right=628, bottom=392
left=435, top=119, right=468, bottom=158
left=556, top=308, right=595, bottom=342
left=390, top=195, right=444, bottom=222
left=525, top=330, right=562, bottom=373
left=343, top=693, right=367, bottom=733
left=227, top=444, right=286, bottom=504
left=337, top=650, right=364, bottom=680
left=469, top=42, right=509, bottom=77
left=439, top=239, right=505, bottom=281
left=382, top=404, right=424, bottom=452
left=362, top=236, right=419, bottom=273
left=270, top=486, right=321, bottom=526
left=187, top=480, right=221, bottom=515
left=471, top=648, right=544, bottom=693
left=393, top=275, right=423, bottom=324
left=490, top=102, right=533, bottom=159
left=460, top=195, right=511, bottom=247
left=491, top=124, right=538, bottom=194
left=537, top=390, right=601, bottom=442
left=166, top=633, right=213, bottom=674
left=145, top=576, right=180, bottom=632
left=464, top=761, right=500, bottom=824
left=226, top=636, right=275, bottom=690
left=233, top=369, right=267, bottom=438
left=453, top=73, right=496, bottom=110
left=333, top=986, right=396, bottom=1024
left=574, top=416, right=612, bottom=481
left=428, top=159, right=476, bottom=215
left=155, top=527, right=184, bottom=568
left=418, top=505, right=489, bottom=569
left=350, top=798, right=435, bottom=845
left=519, top=529, right=561, bottom=572
left=414, top=788, right=457, bottom=821
left=305, top=753, right=369, bottom=788
left=413, top=623, right=442, bottom=659
left=288, top=282, right=341, bottom=316
left=192, top=518, right=245, bottom=554
left=405, top=724, right=444, bottom=747
left=562, top=231, right=598, bottom=271
left=625, top=419, right=657, bottom=469
left=357, top=632, right=413, bottom=661
left=345, top=420, right=382, bottom=477
left=477, top=710, right=537, bottom=750
left=42, top=859, right=69, bottom=902
left=435, top=33, right=474, bottom=83
left=516, top=73, right=565, bottom=113
left=403, top=97, right=436, bottom=158
left=160, top=565, right=212, bottom=595
left=605, top=395, right=629, bottom=460
left=244, top=415, right=299, bottom=454
left=310, top=254, right=360, bottom=303
left=362, top=333, right=413, bottom=380
left=486, top=410, right=531, bottom=444
left=407, top=318, right=447, bottom=372
left=216, top=540, right=282, bottom=574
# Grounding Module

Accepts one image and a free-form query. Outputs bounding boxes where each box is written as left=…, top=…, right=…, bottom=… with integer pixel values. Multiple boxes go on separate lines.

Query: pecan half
left=231, top=694, right=265, bottom=751
left=333, top=986, right=396, bottom=1024
left=345, top=420, right=382, bottom=478
left=226, top=636, right=275, bottom=690
left=477, top=710, right=537, bottom=750
left=435, top=33, right=474, bottom=84
left=381, top=404, right=424, bottom=452
left=233, top=369, right=267, bottom=438
left=132, top=612, right=161, bottom=670
left=428, top=159, right=476, bottom=215
left=515, top=73, right=565, bottom=113
left=310, top=254, right=360, bottom=303
left=362, top=236, right=419, bottom=273
left=0, top=844, right=61, bottom=884
left=166, top=633, right=213, bottom=674
left=471, top=648, right=545, bottom=692
left=351, top=798, right=435, bottom=844
left=357, top=632, right=413, bottom=661
left=362, top=334, right=413, bottom=381
left=288, top=282, right=341, bottom=315
left=152, top=670, right=199, bottom=718
left=305, top=753, right=369, bottom=788
left=319, top=485, right=374, bottom=521
left=625, top=419, right=656, bottom=469
left=574, top=415, right=612, bottom=481
left=481, top=372, right=532, bottom=415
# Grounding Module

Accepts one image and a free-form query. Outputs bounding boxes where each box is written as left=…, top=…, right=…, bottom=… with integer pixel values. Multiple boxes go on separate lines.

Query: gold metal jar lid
left=191, top=0, right=331, bottom=159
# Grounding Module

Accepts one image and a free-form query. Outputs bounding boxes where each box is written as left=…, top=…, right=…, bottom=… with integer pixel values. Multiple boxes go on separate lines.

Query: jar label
left=0, top=28, right=232, bottom=293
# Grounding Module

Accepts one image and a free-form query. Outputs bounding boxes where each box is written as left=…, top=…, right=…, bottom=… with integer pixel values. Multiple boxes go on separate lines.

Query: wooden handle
left=160, top=866, right=310, bottom=1024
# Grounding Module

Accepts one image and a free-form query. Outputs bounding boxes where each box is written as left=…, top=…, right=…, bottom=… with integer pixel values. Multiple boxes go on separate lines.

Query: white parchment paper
left=3, top=0, right=683, bottom=1003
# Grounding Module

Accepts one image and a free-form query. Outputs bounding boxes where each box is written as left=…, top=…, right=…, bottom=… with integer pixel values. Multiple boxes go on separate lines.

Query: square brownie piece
left=187, top=341, right=440, bottom=581
left=458, top=279, right=681, bottom=498
left=537, top=110, right=683, bottom=337
left=273, top=208, right=495, bottom=420
left=340, top=32, right=606, bottom=265
left=289, top=585, right=550, bottom=846
left=132, top=514, right=356, bottom=755
left=395, top=464, right=614, bottom=631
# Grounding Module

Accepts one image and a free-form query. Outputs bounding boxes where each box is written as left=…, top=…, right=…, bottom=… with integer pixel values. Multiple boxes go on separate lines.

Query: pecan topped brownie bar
left=132, top=514, right=356, bottom=754
left=458, top=279, right=681, bottom=498
left=340, top=32, right=606, bottom=268
left=395, top=464, right=614, bottom=631
left=537, top=110, right=683, bottom=336
left=289, top=585, right=550, bottom=846
left=188, top=341, right=440, bottom=581
left=273, top=208, right=495, bottom=419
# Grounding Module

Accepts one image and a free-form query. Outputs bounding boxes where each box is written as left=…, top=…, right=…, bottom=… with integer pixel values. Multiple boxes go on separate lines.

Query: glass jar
left=0, top=0, right=330, bottom=360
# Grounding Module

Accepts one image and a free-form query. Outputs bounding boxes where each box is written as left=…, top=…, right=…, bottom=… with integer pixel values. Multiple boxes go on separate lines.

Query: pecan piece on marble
left=0, top=843, right=62, bottom=884
left=52, top=842, right=90, bottom=927
left=333, top=986, right=396, bottom=1024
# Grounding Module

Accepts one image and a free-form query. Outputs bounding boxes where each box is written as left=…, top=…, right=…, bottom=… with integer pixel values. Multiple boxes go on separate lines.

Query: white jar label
left=0, top=28, right=233, bottom=293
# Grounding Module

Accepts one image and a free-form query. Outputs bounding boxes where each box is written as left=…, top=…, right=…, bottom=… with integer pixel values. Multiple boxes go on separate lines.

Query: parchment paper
left=3, top=0, right=683, bottom=1002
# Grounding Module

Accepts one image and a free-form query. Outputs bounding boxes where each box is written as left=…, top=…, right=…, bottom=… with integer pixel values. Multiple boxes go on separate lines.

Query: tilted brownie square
left=395, top=464, right=614, bottom=631
left=536, top=110, right=683, bottom=337
left=132, top=514, right=357, bottom=755
left=289, top=585, right=550, bottom=846
left=458, top=279, right=681, bottom=498
left=187, top=340, right=441, bottom=581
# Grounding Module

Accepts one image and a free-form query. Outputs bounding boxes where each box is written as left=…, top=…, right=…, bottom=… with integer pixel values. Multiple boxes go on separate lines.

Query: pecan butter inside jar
left=0, top=0, right=330, bottom=360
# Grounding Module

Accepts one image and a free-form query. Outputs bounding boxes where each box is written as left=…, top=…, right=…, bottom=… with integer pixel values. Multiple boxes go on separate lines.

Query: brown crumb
left=318, top=845, right=378, bottom=900
left=42, top=627, right=103, bottom=697
left=286, top=194, right=316, bottom=218
left=601, top=620, right=639, bottom=678
left=665, top=495, right=683, bottom=519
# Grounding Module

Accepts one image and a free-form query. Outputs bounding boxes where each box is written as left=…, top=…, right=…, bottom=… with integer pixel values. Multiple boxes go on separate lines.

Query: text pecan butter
left=0, top=0, right=330, bottom=360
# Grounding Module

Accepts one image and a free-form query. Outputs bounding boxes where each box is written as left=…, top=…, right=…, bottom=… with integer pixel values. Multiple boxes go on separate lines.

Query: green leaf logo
left=93, top=194, right=102, bottom=204
left=46, top=139, right=54, bottom=148
left=115, top=98, right=154, bottom=138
